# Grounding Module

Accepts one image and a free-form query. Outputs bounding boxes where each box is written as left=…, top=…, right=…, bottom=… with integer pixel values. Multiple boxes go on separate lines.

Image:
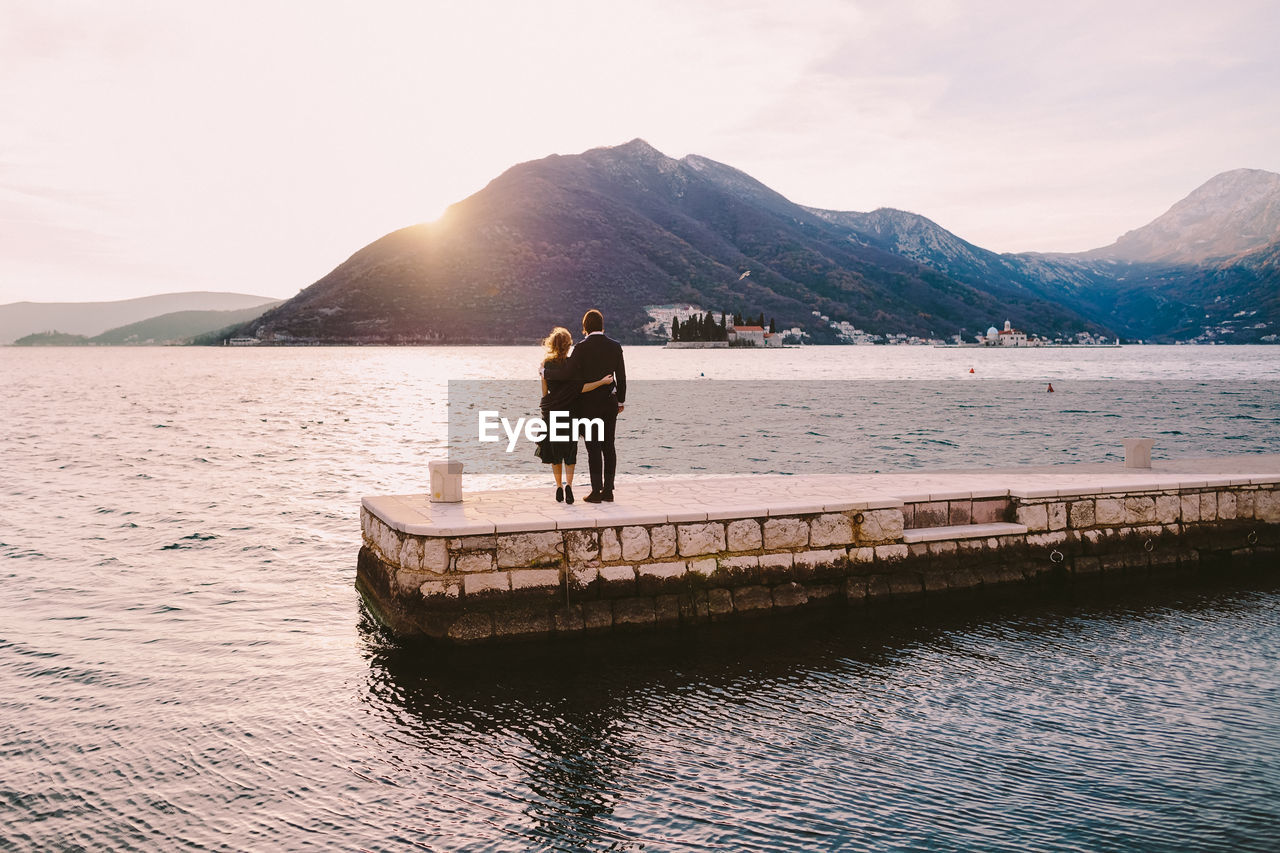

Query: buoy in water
left=1047, top=383, right=1055, bottom=393
left=969, top=367, right=975, bottom=374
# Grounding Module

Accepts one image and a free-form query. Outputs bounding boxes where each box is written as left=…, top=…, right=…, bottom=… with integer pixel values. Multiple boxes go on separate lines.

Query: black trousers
left=583, top=409, right=618, bottom=493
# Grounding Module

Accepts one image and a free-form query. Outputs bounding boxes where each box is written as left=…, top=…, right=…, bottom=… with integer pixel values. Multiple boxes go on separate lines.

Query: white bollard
left=429, top=460, right=465, bottom=502
left=1123, top=438, right=1154, bottom=469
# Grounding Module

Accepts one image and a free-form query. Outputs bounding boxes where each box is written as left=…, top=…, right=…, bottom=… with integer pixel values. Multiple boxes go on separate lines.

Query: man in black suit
left=568, top=309, right=626, bottom=503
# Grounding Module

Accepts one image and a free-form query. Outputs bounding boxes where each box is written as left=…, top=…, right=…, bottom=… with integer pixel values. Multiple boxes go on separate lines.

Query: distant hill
left=9, top=303, right=282, bottom=347
left=0, top=292, right=280, bottom=344
left=90, top=303, right=283, bottom=344
left=12, top=331, right=90, bottom=346
left=239, top=139, right=1106, bottom=345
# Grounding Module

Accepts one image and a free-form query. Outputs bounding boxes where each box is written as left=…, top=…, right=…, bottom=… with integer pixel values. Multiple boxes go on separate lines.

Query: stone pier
left=356, top=456, right=1280, bottom=643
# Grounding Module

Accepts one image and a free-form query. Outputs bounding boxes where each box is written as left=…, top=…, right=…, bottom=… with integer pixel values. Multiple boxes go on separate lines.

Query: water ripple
left=2, top=347, right=1279, bottom=850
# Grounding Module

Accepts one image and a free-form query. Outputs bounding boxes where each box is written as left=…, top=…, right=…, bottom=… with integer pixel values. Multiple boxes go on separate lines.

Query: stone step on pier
left=903, top=522, right=1029, bottom=543
left=356, top=455, right=1280, bottom=643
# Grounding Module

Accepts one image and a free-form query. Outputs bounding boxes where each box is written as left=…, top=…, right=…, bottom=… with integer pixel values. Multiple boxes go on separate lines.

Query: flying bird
left=738, top=270, right=751, bottom=280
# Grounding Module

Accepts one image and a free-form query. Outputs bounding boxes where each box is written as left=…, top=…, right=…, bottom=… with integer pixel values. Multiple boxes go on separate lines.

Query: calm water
left=3, top=346, right=1280, bottom=851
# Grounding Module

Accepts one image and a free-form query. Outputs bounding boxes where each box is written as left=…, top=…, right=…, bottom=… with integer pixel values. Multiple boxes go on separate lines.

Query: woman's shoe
left=564, top=485, right=575, bottom=505
left=555, top=486, right=564, bottom=502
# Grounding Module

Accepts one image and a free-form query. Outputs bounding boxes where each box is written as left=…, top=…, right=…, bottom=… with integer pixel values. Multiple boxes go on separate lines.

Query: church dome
left=987, top=326, right=999, bottom=338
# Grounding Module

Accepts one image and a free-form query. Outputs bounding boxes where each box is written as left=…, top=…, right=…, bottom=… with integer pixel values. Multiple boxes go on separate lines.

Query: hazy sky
left=3, top=0, right=1278, bottom=303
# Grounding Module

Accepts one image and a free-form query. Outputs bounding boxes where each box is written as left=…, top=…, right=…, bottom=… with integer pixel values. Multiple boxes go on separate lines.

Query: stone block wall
left=1007, top=484, right=1279, bottom=580
left=357, top=484, right=1280, bottom=643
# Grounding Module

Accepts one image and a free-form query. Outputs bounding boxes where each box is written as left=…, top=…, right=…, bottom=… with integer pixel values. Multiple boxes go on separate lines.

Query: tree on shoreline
left=670, top=308, right=773, bottom=342
left=670, top=311, right=729, bottom=342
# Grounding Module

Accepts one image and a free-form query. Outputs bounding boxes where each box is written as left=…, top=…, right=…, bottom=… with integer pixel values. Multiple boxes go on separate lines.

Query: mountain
left=227, top=144, right=1278, bottom=345
left=1062, top=237, right=1280, bottom=343
left=809, top=170, right=1280, bottom=343
left=1084, top=168, right=1280, bottom=265
left=0, top=292, right=280, bottom=345
left=806, top=206, right=1098, bottom=306
left=240, top=139, right=1106, bottom=345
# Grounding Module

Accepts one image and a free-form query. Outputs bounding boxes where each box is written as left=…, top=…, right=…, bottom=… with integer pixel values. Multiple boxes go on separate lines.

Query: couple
left=538, top=309, right=626, bottom=505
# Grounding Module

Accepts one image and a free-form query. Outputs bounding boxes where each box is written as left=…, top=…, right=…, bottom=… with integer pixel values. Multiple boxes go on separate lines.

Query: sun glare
left=422, top=205, right=450, bottom=226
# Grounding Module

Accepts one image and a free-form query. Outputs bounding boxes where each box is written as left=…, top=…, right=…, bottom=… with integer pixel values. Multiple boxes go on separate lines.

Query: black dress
left=539, top=358, right=578, bottom=466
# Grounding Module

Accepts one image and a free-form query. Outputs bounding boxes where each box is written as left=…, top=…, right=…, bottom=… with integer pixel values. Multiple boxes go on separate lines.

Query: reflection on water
left=358, top=579, right=1280, bottom=852
left=2, top=347, right=1279, bottom=850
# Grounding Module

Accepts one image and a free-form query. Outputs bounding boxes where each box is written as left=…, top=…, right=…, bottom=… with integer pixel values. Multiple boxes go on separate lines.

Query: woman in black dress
left=540, top=327, right=612, bottom=504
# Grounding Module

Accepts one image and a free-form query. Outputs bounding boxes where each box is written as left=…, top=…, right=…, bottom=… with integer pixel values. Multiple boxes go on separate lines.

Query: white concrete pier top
left=363, top=455, right=1280, bottom=538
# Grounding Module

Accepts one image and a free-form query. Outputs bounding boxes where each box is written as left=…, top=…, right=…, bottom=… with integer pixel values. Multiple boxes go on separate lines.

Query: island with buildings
left=653, top=305, right=788, bottom=348
left=648, top=305, right=1121, bottom=348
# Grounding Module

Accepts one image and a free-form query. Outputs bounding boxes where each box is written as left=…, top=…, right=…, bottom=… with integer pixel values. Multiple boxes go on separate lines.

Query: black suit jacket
left=568, top=332, right=626, bottom=417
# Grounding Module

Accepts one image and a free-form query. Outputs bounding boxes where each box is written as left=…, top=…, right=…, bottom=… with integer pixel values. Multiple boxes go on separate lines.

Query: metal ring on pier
left=1247, top=530, right=1259, bottom=545
left=1144, top=539, right=1154, bottom=552
left=1049, top=549, right=1064, bottom=564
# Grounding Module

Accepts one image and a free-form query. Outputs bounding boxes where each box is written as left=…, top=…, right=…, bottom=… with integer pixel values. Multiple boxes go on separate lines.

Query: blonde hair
left=543, top=326, right=572, bottom=362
